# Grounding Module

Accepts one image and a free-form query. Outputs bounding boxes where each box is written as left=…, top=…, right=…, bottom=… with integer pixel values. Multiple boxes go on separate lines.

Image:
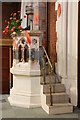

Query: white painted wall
left=56, top=1, right=78, bottom=106
left=67, top=1, right=78, bottom=106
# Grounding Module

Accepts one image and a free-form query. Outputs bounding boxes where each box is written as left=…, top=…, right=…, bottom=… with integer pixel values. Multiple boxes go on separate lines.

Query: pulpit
left=8, top=30, right=42, bottom=108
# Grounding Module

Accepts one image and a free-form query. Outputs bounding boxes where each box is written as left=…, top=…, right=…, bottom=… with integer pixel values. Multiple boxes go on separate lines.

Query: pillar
left=33, top=2, right=39, bottom=30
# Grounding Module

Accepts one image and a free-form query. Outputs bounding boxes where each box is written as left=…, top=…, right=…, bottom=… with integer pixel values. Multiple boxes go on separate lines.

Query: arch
left=17, top=37, right=27, bottom=48
left=24, top=44, right=29, bottom=62
left=19, top=45, right=22, bottom=62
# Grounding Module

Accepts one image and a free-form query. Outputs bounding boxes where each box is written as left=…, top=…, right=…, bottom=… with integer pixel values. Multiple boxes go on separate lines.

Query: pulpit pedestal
left=8, top=31, right=42, bottom=108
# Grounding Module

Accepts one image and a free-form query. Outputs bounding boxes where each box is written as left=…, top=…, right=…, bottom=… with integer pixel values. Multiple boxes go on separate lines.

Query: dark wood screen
left=1, top=2, right=21, bottom=94
left=0, top=46, right=9, bottom=94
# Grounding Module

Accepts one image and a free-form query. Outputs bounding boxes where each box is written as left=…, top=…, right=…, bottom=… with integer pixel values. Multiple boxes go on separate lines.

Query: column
left=67, top=1, right=78, bottom=106
left=33, top=2, right=39, bottom=30
left=56, top=1, right=63, bottom=76
left=13, top=46, right=15, bottom=67
left=56, top=1, right=68, bottom=85
left=21, top=0, right=27, bottom=28
left=62, top=1, right=68, bottom=80
left=21, top=47, right=23, bottom=62
left=16, top=47, right=19, bottom=64
left=22, top=47, right=25, bottom=62
left=28, top=45, right=30, bottom=63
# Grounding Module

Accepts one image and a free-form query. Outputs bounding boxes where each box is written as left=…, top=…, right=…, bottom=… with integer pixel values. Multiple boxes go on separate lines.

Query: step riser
left=40, top=75, right=73, bottom=114
left=43, top=84, right=65, bottom=93
left=49, top=105, right=73, bottom=114
left=41, top=68, right=49, bottom=75
left=48, top=105, right=73, bottom=114
left=40, top=76, right=61, bottom=84
left=42, top=102, right=73, bottom=114
left=46, top=95, right=69, bottom=104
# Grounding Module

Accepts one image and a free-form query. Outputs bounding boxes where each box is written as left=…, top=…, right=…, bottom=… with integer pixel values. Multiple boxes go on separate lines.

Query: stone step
left=40, top=75, right=61, bottom=84
left=46, top=93, right=69, bottom=104
left=41, top=66, right=49, bottom=75
left=42, top=103, right=73, bottom=114
left=42, top=84, right=65, bottom=93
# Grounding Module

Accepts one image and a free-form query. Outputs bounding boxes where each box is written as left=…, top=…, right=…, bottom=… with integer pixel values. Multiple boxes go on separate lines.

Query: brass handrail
left=42, top=46, right=53, bottom=106
left=43, top=47, right=45, bottom=85
left=49, top=65, right=52, bottom=106
left=43, top=46, right=53, bottom=69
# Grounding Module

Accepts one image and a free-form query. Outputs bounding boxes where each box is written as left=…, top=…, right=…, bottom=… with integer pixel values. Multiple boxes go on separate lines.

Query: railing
left=42, top=46, right=53, bottom=106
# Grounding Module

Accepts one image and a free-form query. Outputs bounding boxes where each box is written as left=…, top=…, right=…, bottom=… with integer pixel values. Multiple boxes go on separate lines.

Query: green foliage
left=3, top=11, right=24, bottom=35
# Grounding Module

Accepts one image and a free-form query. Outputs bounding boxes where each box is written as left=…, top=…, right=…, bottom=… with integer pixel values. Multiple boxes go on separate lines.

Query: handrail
left=43, top=46, right=53, bottom=70
left=42, top=46, right=53, bottom=106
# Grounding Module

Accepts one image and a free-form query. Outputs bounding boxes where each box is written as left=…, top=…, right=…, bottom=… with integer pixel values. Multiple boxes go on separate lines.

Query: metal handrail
left=43, top=46, right=53, bottom=69
left=42, top=46, right=53, bottom=106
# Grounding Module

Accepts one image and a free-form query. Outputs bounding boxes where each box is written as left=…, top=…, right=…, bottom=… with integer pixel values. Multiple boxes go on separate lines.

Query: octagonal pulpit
left=8, top=30, right=42, bottom=108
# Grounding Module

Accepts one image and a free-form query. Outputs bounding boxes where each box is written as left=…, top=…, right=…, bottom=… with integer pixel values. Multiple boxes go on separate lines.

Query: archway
left=19, top=45, right=22, bottom=62
left=24, top=45, right=29, bottom=62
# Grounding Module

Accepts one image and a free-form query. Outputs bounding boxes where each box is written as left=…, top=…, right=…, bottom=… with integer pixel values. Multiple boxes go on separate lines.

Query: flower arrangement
left=2, top=11, right=26, bottom=35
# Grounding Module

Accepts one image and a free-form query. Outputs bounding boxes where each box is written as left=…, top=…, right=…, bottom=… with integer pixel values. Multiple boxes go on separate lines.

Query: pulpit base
left=8, top=66, right=41, bottom=108
left=8, top=88, right=41, bottom=108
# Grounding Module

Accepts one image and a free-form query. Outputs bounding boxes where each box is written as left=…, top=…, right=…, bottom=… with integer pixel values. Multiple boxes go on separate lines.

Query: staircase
left=40, top=47, right=73, bottom=114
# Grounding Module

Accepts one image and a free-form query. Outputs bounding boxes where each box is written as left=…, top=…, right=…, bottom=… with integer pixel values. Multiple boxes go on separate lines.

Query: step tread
left=47, top=103, right=72, bottom=107
left=41, top=83, right=65, bottom=94
left=40, top=82, right=61, bottom=85
left=40, top=76, right=61, bottom=84
left=42, top=103, right=73, bottom=114
left=42, top=83, right=64, bottom=86
left=45, top=92, right=68, bottom=96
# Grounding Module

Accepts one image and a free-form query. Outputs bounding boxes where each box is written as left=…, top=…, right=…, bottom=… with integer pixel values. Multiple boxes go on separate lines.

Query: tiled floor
left=0, top=94, right=80, bottom=119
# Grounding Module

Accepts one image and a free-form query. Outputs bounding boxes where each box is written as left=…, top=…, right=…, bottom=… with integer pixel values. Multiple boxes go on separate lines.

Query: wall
left=48, top=2, right=57, bottom=67
left=56, top=1, right=78, bottom=106
left=67, top=2, right=78, bottom=106
left=39, top=2, right=47, bottom=47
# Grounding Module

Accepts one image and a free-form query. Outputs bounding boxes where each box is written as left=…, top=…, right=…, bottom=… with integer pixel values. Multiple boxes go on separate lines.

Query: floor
left=0, top=94, right=80, bottom=119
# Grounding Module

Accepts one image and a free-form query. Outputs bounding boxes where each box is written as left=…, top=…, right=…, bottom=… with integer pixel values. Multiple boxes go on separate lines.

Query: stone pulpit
left=8, top=30, right=42, bottom=108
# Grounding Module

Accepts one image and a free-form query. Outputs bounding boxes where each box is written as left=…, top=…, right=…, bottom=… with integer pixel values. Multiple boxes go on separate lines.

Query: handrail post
left=43, top=47, right=45, bottom=85
left=49, top=65, right=52, bottom=106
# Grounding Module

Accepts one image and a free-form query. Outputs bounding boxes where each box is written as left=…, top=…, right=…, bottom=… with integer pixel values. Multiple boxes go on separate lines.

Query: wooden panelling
left=0, top=46, right=10, bottom=94
left=0, top=2, right=21, bottom=94
left=2, top=58, right=9, bottom=68
left=2, top=69, right=9, bottom=80
left=0, top=81, right=9, bottom=94
left=0, top=58, right=9, bottom=69
left=0, top=39, right=13, bottom=46
left=0, top=70, right=9, bottom=81
left=2, top=47, right=9, bottom=57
